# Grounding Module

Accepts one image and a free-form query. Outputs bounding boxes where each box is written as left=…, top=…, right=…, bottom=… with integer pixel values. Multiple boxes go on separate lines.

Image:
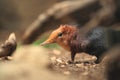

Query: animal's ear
left=64, top=25, right=73, bottom=33
left=59, top=24, right=73, bottom=33
left=60, top=24, right=69, bottom=30
left=60, top=25, right=66, bottom=28
left=58, top=25, right=66, bottom=32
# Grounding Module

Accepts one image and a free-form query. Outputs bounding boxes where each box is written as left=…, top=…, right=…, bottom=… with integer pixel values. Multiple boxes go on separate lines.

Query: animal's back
left=85, top=27, right=120, bottom=59
left=86, top=27, right=108, bottom=57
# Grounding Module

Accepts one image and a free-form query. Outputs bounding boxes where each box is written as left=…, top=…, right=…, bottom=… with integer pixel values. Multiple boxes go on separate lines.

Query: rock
left=82, top=72, right=89, bottom=76
left=56, top=58, right=63, bottom=63
left=91, top=56, right=97, bottom=61
left=12, top=46, right=49, bottom=68
left=50, top=56, right=57, bottom=63
left=0, top=46, right=68, bottom=80
left=63, top=71, right=70, bottom=75
left=60, top=65, right=65, bottom=68
left=76, top=63, right=84, bottom=68
left=56, top=58, right=63, bottom=64
left=52, top=49, right=61, bottom=55
left=0, top=61, right=68, bottom=80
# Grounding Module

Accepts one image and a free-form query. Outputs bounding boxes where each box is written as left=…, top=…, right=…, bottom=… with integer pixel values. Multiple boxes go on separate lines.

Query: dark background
left=0, top=0, right=60, bottom=42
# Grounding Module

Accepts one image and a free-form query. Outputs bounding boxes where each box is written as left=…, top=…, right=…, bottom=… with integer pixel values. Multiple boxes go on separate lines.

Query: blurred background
left=0, top=0, right=120, bottom=80
left=0, top=0, right=119, bottom=44
left=0, top=0, right=61, bottom=43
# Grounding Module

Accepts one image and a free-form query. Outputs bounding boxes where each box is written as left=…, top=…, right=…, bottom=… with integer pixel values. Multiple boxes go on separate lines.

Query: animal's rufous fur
left=41, top=25, right=77, bottom=51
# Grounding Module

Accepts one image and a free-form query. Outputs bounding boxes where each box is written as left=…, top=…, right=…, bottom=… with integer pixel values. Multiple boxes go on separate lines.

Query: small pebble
left=50, top=56, right=56, bottom=63
left=53, top=49, right=61, bottom=55
left=92, top=64, right=96, bottom=68
left=76, top=63, right=84, bottom=68
left=50, top=56, right=56, bottom=60
left=82, top=72, right=88, bottom=76
left=84, top=66, right=89, bottom=70
left=63, top=71, right=70, bottom=75
left=60, top=65, right=65, bottom=68
left=92, top=56, right=97, bottom=61
left=56, top=58, right=63, bottom=63
left=7, top=56, right=13, bottom=60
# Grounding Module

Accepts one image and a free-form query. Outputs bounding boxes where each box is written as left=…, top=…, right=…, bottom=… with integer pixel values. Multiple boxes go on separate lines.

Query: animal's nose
left=40, top=42, right=48, bottom=46
left=40, top=39, right=54, bottom=46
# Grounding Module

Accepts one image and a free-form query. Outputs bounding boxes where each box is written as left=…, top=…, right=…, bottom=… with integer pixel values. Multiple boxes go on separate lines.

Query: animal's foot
left=67, top=60, right=75, bottom=64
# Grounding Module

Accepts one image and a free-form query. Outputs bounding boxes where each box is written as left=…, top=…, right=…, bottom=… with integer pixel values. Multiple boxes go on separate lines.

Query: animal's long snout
left=40, top=41, right=49, bottom=46
left=40, top=39, right=55, bottom=46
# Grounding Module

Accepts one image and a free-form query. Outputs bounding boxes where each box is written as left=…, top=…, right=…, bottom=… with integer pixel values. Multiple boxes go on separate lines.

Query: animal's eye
left=58, top=32, right=63, bottom=37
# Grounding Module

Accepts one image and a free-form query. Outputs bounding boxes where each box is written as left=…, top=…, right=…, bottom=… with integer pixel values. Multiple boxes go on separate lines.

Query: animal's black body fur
left=68, top=27, right=120, bottom=63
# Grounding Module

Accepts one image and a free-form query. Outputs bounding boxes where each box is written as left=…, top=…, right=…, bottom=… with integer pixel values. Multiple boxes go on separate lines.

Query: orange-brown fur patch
left=43, top=25, right=77, bottom=51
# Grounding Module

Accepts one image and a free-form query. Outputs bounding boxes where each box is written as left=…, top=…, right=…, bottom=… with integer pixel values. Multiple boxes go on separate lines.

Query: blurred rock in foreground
left=0, top=46, right=67, bottom=80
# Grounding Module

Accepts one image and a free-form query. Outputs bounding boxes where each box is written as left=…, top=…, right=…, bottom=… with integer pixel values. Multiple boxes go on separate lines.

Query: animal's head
left=40, top=25, right=77, bottom=50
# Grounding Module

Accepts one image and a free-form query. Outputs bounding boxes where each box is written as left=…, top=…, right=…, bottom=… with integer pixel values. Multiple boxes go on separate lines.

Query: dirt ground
left=48, top=49, right=106, bottom=80
left=0, top=46, right=107, bottom=80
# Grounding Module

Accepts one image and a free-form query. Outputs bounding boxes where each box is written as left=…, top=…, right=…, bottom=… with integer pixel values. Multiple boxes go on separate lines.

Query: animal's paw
left=67, top=60, right=75, bottom=64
